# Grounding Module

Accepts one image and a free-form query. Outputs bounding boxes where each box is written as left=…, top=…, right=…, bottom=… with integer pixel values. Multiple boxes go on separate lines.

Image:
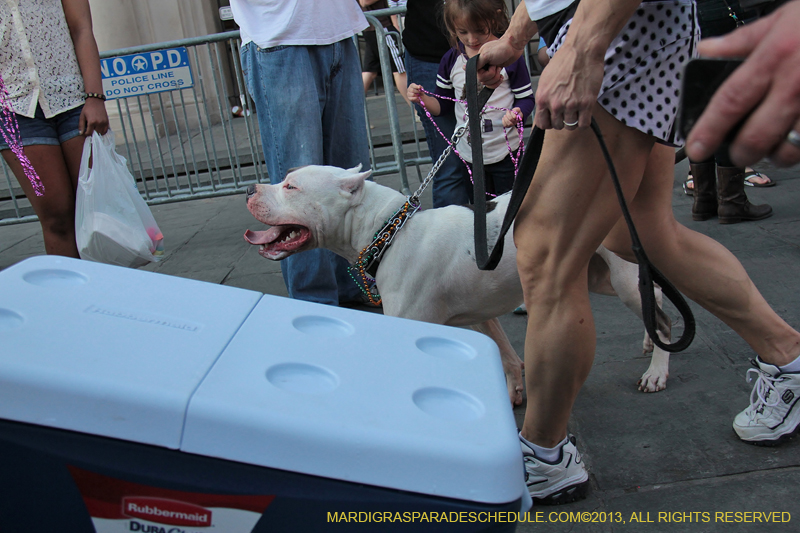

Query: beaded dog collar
left=348, top=198, right=421, bottom=306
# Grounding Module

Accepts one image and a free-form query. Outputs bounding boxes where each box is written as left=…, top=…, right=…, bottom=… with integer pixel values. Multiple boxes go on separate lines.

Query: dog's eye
left=284, top=183, right=296, bottom=190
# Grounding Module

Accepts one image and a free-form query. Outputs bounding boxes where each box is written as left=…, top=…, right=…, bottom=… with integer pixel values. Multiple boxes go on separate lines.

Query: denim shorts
left=0, top=103, right=83, bottom=150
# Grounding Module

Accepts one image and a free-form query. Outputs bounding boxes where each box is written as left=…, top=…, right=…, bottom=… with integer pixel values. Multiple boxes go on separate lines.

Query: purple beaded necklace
left=0, top=74, right=44, bottom=196
left=417, top=86, right=525, bottom=197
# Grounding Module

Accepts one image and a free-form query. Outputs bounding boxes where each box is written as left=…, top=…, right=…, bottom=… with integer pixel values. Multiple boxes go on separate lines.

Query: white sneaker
left=521, top=434, right=589, bottom=504
left=733, top=358, right=800, bottom=445
left=513, top=303, right=527, bottom=315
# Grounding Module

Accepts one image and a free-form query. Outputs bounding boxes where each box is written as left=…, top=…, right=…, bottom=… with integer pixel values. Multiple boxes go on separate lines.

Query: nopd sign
left=101, top=47, right=194, bottom=100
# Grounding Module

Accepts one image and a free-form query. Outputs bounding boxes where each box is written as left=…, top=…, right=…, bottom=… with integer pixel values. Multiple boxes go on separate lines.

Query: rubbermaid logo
left=122, top=497, right=211, bottom=527
left=85, top=305, right=199, bottom=332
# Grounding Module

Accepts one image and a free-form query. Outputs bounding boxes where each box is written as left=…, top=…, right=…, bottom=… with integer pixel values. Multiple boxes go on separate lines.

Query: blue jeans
left=462, top=155, right=517, bottom=204
left=241, top=39, right=369, bottom=305
left=405, top=51, right=469, bottom=208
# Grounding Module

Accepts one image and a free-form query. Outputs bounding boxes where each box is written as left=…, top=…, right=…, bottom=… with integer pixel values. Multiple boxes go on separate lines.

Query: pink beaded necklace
left=417, top=86, right=525, bottom=197
left=0, top=74, right=44, bottom=196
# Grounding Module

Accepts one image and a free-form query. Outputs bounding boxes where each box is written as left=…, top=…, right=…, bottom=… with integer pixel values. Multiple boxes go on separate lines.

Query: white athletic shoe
left=733, top=358, right=800, bottom=445
left=521, top=434, right=589, bottom=505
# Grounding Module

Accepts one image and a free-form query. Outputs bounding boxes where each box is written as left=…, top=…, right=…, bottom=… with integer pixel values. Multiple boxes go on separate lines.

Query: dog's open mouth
left=244, top=225, right=311, bottom=259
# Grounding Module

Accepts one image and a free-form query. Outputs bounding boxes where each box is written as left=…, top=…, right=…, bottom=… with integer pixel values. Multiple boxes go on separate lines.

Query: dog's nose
left=246, top=184, right=256, bottom=199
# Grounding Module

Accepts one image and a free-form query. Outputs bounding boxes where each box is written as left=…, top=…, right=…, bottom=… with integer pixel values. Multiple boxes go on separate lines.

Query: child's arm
left=432, top=49, right=458, bottom=118
left=503, top=56, right=536, bottom=127
left=407, top=84, right=442, bottom=116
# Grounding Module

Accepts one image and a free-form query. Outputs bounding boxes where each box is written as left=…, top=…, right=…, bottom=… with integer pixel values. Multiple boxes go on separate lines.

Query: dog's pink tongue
left=244, top=228, right=282, bottom=245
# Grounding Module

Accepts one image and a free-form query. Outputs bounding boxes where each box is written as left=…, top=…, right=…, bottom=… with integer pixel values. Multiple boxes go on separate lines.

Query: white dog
left=244, top=165, right=672, bottom=404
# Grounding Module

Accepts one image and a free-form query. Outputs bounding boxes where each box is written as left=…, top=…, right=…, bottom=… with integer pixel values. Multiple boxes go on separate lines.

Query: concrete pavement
left=2, top=158, right=799, bottom=532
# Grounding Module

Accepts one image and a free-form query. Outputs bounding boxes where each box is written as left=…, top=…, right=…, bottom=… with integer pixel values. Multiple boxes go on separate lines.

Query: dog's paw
left=637, top=371, right=668, bottom=392
left=503, top=359, right=524, bottom=407
left=509, top=384, right=524, bottom=407
left=506, top=368, right=524, bottom=407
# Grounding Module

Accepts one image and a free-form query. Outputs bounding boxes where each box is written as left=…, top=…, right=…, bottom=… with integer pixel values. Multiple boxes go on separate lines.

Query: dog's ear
left=345, top=164, right=363, bottom=174
left=339, top=170, right=371, bottom=199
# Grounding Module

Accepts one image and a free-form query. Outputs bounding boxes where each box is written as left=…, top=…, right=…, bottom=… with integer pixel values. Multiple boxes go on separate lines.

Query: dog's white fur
left=244, top=165, right=672, bottom=403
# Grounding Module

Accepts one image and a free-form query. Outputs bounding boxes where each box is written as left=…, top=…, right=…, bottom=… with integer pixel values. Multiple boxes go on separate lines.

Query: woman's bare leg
left=604, top=144, right=800, bottom=366
left=515, top=106, right=654, bottom=447
left=3, top=137, right=85, bottom=258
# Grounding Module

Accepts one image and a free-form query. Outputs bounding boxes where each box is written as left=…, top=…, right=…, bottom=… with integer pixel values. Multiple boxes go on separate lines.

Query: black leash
left=466, top=55, right=695, bottom=352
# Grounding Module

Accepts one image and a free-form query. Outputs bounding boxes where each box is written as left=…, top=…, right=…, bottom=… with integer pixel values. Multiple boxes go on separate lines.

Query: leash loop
left=588, top=120, right=696, bottom=352
left=466, top=54, right=695, bottom=352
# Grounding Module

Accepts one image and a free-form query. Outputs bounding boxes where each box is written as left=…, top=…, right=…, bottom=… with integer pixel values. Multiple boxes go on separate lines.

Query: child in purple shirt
left=408, top=0, right=535, bottom=200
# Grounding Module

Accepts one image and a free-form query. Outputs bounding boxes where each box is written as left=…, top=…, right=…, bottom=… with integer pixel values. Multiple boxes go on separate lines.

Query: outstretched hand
left=407, top=83, right=423, bottom=105
left=685, top=0, right=800, bottom=167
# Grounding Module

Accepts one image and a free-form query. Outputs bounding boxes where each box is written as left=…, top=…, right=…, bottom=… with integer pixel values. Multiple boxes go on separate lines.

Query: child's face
left=454, top=18, right=496, bottom=56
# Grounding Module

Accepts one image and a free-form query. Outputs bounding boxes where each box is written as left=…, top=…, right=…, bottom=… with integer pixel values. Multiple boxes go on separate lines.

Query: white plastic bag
left=75, top=131, right=164, bottom=268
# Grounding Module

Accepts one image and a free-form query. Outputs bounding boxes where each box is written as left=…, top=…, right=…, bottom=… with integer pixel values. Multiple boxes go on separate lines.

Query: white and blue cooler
left=0, top=256, right=529, bottom=532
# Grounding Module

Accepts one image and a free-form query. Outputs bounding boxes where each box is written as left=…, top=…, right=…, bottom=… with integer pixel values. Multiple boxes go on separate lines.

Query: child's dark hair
left=441, top=0, right=510, bottom=49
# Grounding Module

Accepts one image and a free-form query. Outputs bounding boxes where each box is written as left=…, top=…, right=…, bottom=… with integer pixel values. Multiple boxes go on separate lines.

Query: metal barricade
left=98, top=31, right=264, bottom=205
left=0, top=6, right=430, bottom=225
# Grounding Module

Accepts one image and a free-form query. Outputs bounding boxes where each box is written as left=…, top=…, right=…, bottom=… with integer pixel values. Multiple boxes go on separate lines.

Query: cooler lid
left=0, top=256, right=261, bottom=449
left=182, top=294, right=524, bottom=504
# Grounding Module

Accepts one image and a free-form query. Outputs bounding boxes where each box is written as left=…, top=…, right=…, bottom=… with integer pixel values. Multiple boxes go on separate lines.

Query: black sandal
left=682, top=171, right=694, bottom=197
left=743, top=169, right=776, bottom=188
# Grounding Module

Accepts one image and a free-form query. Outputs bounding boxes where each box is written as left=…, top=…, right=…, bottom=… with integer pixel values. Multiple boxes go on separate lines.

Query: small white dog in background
left=244, top=165, right=672, bottom=404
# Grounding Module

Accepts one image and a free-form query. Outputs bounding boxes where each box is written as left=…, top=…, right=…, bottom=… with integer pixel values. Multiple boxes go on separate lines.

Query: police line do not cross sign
left=101, top=47, right=194, bottom=100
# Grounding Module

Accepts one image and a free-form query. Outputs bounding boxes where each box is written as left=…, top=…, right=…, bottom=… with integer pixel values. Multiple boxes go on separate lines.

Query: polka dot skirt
left=547, top=0, right=700, bottom=145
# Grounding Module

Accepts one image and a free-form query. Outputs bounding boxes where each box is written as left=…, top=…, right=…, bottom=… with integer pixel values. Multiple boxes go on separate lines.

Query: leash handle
left=589, top=121, right=695, bottom=352
left=466, top=55, right=695, bottom=352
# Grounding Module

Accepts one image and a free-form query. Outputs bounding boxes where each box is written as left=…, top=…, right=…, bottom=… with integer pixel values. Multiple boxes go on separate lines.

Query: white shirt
left=526, top=0, right=574, bottom=21
left=0, top=0, right=85, bottom=118
left=229, top=0, right=369, bottom=48
left=447, top=54, right=521, bottom=165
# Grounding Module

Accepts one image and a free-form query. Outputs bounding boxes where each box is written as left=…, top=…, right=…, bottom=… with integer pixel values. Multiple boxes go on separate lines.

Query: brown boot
left=716, top=166, right=773, bottom=224
left=690, top=161, right=717, bottom=221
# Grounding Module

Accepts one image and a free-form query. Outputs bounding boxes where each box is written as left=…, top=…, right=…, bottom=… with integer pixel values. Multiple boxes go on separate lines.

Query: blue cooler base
left=0, top=419, right=520, bottom=532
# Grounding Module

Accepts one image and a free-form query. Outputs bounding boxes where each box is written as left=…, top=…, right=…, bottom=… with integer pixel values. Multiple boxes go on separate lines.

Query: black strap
left=466, top=55, right=695, bottom=353
left=466, top=61, right=494, bottom=267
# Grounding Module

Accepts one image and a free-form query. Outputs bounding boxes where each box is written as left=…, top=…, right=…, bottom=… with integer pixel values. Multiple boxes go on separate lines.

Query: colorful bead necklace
left=348, top=198, right=420, bottom=306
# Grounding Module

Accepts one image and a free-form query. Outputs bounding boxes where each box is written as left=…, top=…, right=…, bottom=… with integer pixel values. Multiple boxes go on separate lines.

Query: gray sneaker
left=733, top=358, right=800, bottom=445
left=521, top=434, right=589, bottom=505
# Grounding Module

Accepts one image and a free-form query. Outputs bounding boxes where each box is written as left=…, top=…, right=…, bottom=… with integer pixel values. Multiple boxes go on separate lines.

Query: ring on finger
left=787, top=130, right=800, bottom=149
left=564, top=119, right=579, bottom=127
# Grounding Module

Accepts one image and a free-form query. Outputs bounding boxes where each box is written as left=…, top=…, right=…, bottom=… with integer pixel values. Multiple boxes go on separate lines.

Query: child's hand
left=407, top=83, right=423, bottom=104
left=502, top=107, right=522, bottom=128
